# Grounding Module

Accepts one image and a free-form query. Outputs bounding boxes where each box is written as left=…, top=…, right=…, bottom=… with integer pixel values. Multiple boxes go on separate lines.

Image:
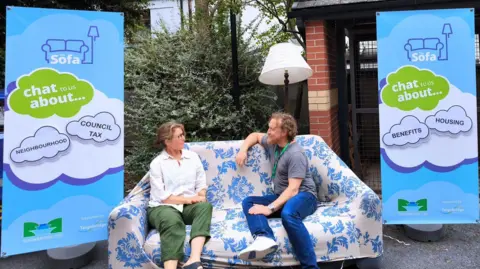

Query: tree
left=123, top=20, right=278, bottom=187
left=248, top=0, right=304, bottom=55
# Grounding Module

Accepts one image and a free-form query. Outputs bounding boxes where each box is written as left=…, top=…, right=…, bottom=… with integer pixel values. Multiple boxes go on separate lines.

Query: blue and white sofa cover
left=108, top=135, right=383, bottom=268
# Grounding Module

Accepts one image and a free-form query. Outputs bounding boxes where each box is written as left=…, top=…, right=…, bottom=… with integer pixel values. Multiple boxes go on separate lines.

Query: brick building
left=289, top=0, right=480, bottom=192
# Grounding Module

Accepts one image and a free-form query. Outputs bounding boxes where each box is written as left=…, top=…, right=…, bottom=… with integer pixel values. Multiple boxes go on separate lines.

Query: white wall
left=149, top=0, right=190, bottom=33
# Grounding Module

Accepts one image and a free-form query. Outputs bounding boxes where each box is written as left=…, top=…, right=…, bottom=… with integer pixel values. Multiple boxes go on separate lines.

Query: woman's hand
left=183, top=197, right=194, bottom=204
left=183, top=196, right=206, bottom=204
left=183, top=196, right=206, bottom=205
left=191, top=195, right=207, bottom=203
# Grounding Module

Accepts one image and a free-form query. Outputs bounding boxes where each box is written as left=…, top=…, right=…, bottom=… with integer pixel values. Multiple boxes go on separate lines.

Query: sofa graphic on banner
left=42, top=26, right=99, bottom=65
left=377, top=8, right=479, bottom=224
left=1, top=6, right=124, bottom=257
left=404, top=23, right=453, bottom=62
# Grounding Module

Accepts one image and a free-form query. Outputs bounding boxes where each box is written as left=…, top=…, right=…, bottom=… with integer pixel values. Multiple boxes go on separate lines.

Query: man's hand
left=236, top=133, right=264, bottom=167
left=248, top=204, right=272, bottom=216
left=235, top=150, right=248, bottom=167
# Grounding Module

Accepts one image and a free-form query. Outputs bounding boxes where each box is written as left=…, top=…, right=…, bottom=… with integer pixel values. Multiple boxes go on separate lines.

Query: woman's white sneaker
left=238, top=236, right=278, bottom=261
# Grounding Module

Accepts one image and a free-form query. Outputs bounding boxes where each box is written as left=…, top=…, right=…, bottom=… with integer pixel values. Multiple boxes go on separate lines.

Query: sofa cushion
left=423, top=38, right=441, bottom=50
left=407, top=38, right=424, bottom=50
left=45, top=39, right=66, bottom=51
left=65, top=40, right=86, bottom=52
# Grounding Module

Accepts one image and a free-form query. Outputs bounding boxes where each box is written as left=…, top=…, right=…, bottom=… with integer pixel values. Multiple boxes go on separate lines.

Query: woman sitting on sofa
left=147, top=121, right=213, bottom=269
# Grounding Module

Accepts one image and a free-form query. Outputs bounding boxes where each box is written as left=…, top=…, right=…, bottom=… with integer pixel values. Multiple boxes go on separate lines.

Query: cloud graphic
left=4, top=89, right=124, bottom=188
left=381, top=66, right=450, bottom=111
left=10, top=126, right=70, bottom=163
left=382, top=115, right=429, bottom=146
left=1, top=195, right=114, bottom=256
left=380, top=85, right=477, bottom=172
left=66, top=112, right=121, bottom=143
left=8, top=68, right=94, bottom=119
left=425, top=105, right=472, bottom=134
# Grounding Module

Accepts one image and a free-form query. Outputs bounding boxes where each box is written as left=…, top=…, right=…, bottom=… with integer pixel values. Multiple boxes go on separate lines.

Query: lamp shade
left=259, top=42, right=313, bottom=85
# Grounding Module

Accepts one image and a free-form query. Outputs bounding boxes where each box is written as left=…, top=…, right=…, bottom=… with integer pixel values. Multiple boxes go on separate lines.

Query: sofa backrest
left=185, top=135, right=349, bottom=210
left=185, top=140, right=271, bottom=210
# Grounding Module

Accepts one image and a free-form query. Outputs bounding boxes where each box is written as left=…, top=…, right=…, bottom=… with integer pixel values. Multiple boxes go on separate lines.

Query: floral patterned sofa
left=108, top=135, right=383, bottom=268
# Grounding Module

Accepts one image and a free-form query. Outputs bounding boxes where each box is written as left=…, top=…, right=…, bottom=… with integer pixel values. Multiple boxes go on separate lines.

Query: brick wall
left=306, top=20, right=340, bottom=154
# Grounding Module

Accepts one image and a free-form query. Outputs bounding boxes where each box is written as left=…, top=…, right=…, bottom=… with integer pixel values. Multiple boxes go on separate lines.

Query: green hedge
left=124, top=28, right=278, bottom=185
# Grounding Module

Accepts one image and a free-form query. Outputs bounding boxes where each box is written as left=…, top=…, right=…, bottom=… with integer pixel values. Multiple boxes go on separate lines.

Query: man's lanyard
left=272, top=143, right=290, bottom=181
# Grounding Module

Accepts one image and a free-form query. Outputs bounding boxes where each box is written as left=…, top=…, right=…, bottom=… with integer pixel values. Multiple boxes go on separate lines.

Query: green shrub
left=124, top=26, right=278, bottom=186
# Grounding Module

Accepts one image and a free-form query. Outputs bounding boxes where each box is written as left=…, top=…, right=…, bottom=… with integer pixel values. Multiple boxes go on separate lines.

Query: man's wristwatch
left=267, top=203, right=276, bottom=212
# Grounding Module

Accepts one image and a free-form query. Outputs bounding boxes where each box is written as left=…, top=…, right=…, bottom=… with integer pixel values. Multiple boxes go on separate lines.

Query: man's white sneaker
left=238, top=236, right=278, bottom=261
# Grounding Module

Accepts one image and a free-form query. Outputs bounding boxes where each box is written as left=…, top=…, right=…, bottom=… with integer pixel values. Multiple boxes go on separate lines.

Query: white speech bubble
left=66, top=112, right=121, bottom=143
left=379, top=84, right=477, bottom=169
left=425, top=105, right=472, bottom=134
left=4, top=89, right=124, bottom=186
left=10, top=126, right=70, bottom=163
left=382, top=115, right=429, bottom=146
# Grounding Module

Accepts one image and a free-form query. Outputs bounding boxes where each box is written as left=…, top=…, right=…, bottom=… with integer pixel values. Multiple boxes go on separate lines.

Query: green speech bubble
left=9, top=68, right=94, bottom=119
left=381, top=66, right=449, bottom=111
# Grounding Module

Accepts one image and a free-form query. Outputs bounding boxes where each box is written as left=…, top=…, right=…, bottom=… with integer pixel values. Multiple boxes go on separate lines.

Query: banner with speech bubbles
left=1, top=7, right=124, bottom=256
left=377, top=9, right=479, bottom=224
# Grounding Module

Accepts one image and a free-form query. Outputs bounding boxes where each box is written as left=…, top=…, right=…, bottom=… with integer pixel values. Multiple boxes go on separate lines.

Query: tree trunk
left=194, top=0, right=211, bottom=39
left=188, top=0, right=193, bottom=30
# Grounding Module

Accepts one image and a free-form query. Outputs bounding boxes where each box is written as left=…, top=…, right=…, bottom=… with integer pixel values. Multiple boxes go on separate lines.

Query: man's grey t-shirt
left=261, top=135, right=317, bottom=198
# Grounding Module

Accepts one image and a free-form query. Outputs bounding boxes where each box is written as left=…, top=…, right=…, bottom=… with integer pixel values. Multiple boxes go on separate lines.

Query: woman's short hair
left=270, top=112, right=298, bottom=141
left=154, top=121, right=185, bottom=149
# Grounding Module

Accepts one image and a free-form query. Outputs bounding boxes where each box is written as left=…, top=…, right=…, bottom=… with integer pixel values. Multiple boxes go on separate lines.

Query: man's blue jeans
left=241, top=192, right=319, bottom=269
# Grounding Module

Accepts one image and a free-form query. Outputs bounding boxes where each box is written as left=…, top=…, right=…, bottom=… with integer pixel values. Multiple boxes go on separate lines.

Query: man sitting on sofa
left=235, top=112, right=320, bottom=269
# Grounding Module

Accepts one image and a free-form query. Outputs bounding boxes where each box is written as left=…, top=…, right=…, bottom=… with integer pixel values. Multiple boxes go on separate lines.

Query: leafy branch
left=248, top=0, right=304, bottom=50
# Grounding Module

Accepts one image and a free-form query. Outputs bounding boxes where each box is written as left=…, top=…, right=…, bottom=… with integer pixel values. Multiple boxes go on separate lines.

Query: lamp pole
left=284, top=70, right=289, bottom=113
left=230, top=6, right=240, bottom=109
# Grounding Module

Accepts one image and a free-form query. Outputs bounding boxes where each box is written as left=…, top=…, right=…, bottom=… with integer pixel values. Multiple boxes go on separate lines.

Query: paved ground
left=380, top=224, right=480, bottom=269
left=0, top=224, right=479, bottom=269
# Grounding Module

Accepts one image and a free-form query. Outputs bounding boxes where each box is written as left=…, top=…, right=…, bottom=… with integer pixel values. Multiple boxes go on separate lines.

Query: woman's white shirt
left=148, top=149, right=207, bottom=212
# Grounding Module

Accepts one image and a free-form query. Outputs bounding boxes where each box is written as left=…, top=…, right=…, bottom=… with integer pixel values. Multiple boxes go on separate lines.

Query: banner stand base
left=46, top=242, right=96, bottom=269
left=403, top=224, right=446, bottom=242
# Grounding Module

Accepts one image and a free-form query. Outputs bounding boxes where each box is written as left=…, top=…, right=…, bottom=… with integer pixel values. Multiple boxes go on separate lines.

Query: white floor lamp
left=259, top=42, right=313, bottom=114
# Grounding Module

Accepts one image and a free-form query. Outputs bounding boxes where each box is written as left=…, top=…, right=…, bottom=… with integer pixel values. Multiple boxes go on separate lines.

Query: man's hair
left=270, top=112, right=298, bottom=141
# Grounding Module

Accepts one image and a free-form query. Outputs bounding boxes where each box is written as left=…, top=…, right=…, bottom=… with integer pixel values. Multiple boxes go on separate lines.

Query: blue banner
left=1, top=7, right=124, bottom=256
left=377, top=8, right=479, bottom=224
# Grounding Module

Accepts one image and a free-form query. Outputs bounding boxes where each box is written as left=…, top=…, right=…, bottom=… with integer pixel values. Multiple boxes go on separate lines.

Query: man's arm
left=239, top=132, right=265, bottom=152
left=268, top=152, right=308, bottom=212
left=236, top=132, right=265, bottom=166
left=269, top=178, right=302, bottom=210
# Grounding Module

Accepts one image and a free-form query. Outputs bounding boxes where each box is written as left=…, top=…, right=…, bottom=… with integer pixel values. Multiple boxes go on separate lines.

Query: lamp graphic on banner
left=259, top=42, right=313, bottom=113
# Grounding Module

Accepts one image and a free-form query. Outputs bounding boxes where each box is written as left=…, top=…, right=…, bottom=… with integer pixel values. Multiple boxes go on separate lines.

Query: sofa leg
left=356, top=255, right=383, bottom=269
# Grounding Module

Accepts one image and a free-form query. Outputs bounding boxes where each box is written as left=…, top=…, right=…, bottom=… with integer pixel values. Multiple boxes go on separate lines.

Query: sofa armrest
left=108, top=173, right=159, bottom=269
left=109, top=172, right=151, bottom=241
left=321, top=154, right=383, bottom=256
left=108, top=203, right=148, bottom=241
left=41, top=44, right=52, bottom=53
left=349, top=180, right=383, bottom=256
